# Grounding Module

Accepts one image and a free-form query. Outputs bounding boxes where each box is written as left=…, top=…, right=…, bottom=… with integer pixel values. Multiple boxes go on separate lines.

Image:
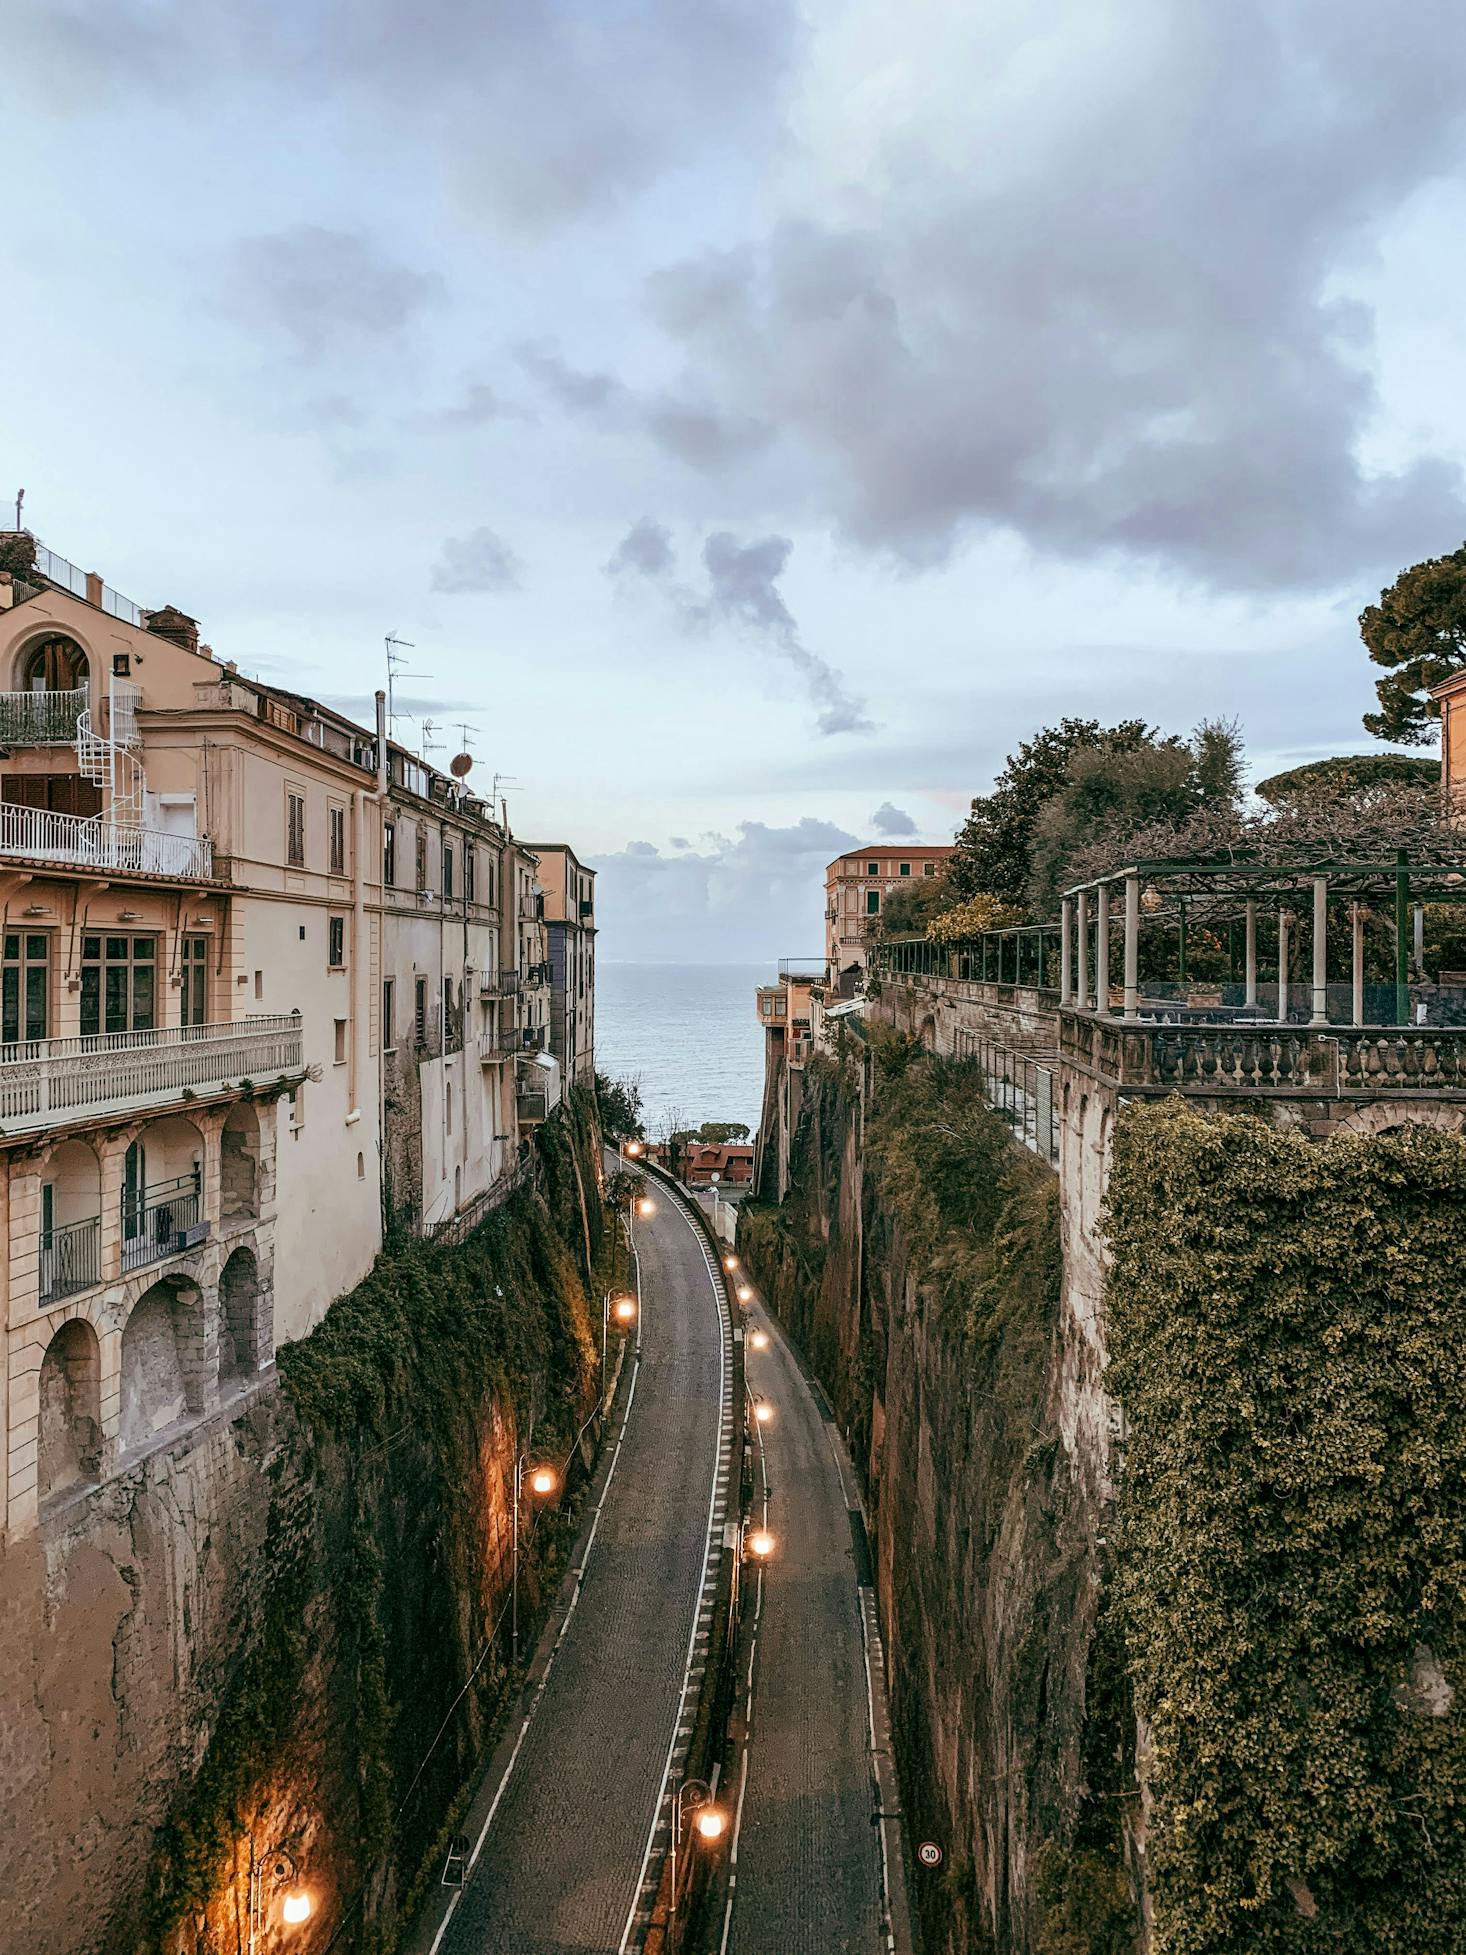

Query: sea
left=596, top=962, right=768, bottom=1144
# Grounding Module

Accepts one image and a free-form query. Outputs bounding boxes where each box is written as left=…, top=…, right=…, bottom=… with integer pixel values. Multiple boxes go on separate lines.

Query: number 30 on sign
left=917, top=1841, right=943, bottom=1869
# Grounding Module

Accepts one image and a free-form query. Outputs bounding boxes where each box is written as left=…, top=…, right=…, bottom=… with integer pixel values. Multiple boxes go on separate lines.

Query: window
left=2, top=933, right=48, bottom=1045
left=899, top=862, right=911, bottom=877
left=286, top=791, right=306, bottom=867
left=446, top=1078, right=453, bottom=1135
left=866, top=890, right=880, bottom=916
left=867, top=860, right=878, bottom=875
left=382, top=978, right=395, bottom=1050
left=328, top=804, right=347, bottom=877
left=415, top=826, right=427, bottom=894
left=81, top=936, right=155, bottom=1036
left=328, top=916, right=345, bottom=968
left=414, top=976, right=427, bottom=1047
left=383, top=822, right=396, bottom=887
left=443, top=842, right=454, bottom=901
left=22, top=635, right=87, bottom=692
left=924, top=861, right=937, bottom=877
left=334, top=1018, right=347, bottom=1064
left=181, top=935, right=208, bottom=1028
left=464, top=845, right=476, bottom=905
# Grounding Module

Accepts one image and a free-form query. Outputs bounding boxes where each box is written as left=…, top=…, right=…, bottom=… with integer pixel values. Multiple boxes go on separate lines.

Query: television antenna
left=420, top=717, right=445, bottom=758
left=384, top=633, right=424, bottom=734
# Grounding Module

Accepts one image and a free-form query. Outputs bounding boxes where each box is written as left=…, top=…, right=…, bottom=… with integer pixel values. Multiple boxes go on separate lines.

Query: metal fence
left=121, top=1175, right=202, bottom=1274
left=40, top=1215, right=101, bottom=1302
left=953, top=1029, right=1059, bottom=1164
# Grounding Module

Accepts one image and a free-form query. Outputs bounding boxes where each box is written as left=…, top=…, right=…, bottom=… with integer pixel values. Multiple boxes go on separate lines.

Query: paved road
left=434, top=1173, right=726, bottom=1955
left=724, top=1291, right=888, bottom=1955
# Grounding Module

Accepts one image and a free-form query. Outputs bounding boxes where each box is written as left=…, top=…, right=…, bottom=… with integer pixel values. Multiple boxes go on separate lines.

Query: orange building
left=825, top=843, right=954, bottom=975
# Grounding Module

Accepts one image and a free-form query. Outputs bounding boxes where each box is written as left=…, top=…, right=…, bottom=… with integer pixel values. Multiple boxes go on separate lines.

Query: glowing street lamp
left=601, top=1292, right=640, bottom=1397
left=736, top=1284, right=753, bottom=1305
left=637, top=1197, right=657, bottom=1218
left=512, top=1452, right=560, bottom=1664
left=625, top=1139, right=644, bottom=1157
left=749, top=1328, right=769, bottom=1351
left=723, top=1253, right=739, bottom=1272
left=671, top=1777, right=727, bottom=1936
left=752, top=1397, right=774, bottom=1426
left=613, top=1295, right=638, bottom=1325
left=247, top=1847, right=310, bottom=1951
left=281, top=1891, right=312, bottom=1926
left=747, top=1527, right=776, bottom=1561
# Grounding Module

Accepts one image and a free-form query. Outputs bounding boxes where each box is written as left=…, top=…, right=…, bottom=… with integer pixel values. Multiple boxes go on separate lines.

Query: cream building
left=523, top=842, right=596, bottom=1088
left=0, top=529, right=581, bottom=1542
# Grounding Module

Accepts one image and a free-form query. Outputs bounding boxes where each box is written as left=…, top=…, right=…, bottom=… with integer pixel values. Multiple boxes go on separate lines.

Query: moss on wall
left=146, top=1101, right=603, bottom=1953
left=1105, top=1101, right=1466, bottom=1954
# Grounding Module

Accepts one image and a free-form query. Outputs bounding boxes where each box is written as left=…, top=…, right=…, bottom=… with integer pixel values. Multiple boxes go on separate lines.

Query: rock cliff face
left=0, top=1096, right=604, bottom=1955
left=740, top=1043, right=1131, bottom=1955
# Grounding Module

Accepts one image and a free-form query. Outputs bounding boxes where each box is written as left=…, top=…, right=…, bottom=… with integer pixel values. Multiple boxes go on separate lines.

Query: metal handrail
left=39, top=1214, right=101, bottom=1302
left=122, top=1174, right=202, bottom=1274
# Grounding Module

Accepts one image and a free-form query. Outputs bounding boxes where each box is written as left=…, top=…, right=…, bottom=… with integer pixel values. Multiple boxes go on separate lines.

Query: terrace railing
left=0, top=687, right=89, bottom=746
left=0, top=803, right=213, bottom=879
left=122, top=1174, right=203, bottom=1274
left=955, top=1030, right=1059, bottom=1162
left=1061, top=1014, right=1466, bottom=1096
left=0, top=1014, right=303, bottom=1134
left=39, top=1215, right=101, bottom=1302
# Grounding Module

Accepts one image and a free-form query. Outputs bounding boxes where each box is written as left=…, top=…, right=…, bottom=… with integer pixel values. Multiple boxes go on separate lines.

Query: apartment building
left=0, top=529, right=585, bottom=1541
left=523, top=842, right=596, bottom=1088
left=825, top=843, right=955, bottom=975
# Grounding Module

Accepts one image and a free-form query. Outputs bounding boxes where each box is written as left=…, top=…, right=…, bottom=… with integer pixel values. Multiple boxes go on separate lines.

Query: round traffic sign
left=917, top=1841, right=943, bottom=1869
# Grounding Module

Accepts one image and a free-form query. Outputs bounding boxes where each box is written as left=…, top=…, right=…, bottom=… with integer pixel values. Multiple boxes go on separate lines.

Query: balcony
left=517, top=1084, right=550, bottom=1125
left=479, top=969, right=520, bottom=998
left=39, top=1215, right=101, bottom=1303
left=0, top=687, right=88, bottom=747
left=122, top=1174, right=205, bottom=1275
left=1059, top=1012, right=1466, bottom=1098
left=0, top=1014, right=304, bottom=1136
left=0, top=804, right=213, bottom=880
left=478, top=1026, right=524, bottom=1064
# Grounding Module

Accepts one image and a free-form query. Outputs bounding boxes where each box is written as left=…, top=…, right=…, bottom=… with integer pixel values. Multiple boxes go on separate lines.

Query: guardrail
left=0, top=1014, right=303, bottom=1133
left=1060, top=1012, right=1466, bottom=1096
left=122, top=1174, right=203, bottom=1274
left=39, top=1215, right=101, bottom=1302
left=954, top=1029, right=1059, bottom=1162
left=0, top=687, right=88, bottom=746
left=0, top=804, right=213, bottom=879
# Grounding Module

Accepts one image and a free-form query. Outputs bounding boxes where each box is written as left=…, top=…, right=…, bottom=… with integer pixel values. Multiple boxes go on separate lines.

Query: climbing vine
left=1105, top=1101, right=1466, bottom=1952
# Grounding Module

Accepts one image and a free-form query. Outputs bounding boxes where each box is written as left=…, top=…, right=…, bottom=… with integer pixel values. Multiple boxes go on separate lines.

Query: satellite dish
left=450, top=752, right=473, bottom=779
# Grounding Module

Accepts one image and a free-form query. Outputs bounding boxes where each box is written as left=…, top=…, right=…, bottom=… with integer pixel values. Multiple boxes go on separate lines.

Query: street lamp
left=512, top=1453, right=560, bottom=1665
left=670, top=1777, right=727, bottom=1944
left=638, top=1196, right=657, bottom=1218
left=247, top=1845, right=310, bottom=1951
left=751, top=1396, right=773, bottom=1426
left=723, top=1253, right=739, bottom=1272
left=749, top=1328, right=769, bottom=1351
left=736, top=1283, right=752, bottom=1305
left=625, top=1139, right=644, bottom=1157
left=602, top=1292, right=639, bottom=1397
left=746, top=1527, right=776, bottom=1561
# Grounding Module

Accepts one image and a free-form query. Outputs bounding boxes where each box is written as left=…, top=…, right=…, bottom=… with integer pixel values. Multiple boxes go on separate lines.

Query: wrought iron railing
left=39, top=1214, right=101, bottom=1302
left=0, top=687, right=89, bottom=746
left=954, top=1029, right=1059, bottom=1163
left=0, top=1014, right=303, bottom=1132
left=122, top=1174, right=202, bottom=1273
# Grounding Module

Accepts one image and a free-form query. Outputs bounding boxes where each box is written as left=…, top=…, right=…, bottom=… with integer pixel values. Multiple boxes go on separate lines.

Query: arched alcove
left=38, top=1319, right=102, bottom=1499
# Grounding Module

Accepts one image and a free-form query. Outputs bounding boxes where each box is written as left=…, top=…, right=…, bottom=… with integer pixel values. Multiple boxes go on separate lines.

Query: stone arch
left=119, top=1277, right=200, bottom=1450
left=218, top=1247, right=264, bottom=1382
left=16, top=629, right=89, bottom=693
left=40, top=1137, right=102, bottom=1304
left=37, top=1319, right=102, bottom=1500
left=221, top=1101, right=261, bottom=1220
left=1332, top=1102, right=1466, bottom=1140
left=122, top=1114, right=204, bottom=1274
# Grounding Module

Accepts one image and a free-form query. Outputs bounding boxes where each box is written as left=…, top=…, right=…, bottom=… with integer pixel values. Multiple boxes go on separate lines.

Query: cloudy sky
left=6, top=1, right=1466, bottom=960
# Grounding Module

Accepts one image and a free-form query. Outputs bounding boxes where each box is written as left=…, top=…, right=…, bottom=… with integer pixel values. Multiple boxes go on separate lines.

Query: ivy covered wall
left=1106, top=1102, right=1466, bottom=1954
left=144, top=1087, right=606, bottom=1955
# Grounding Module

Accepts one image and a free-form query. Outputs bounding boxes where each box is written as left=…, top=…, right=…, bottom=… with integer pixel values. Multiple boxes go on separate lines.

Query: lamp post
left=669, top=1776, right=726, bottom=1948
left=511, top=1452, right=560, bottom=1666
left=602, top=1291, right=638, bottom=1398
left=247, top=1843, right=311, bottom=1953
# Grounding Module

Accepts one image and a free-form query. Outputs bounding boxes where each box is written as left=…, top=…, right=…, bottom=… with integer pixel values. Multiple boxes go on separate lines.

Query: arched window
left=21, top=635, right=88, bottom=693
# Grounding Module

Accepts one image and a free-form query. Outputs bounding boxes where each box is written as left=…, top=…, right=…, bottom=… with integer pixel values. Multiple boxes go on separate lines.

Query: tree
left=929, top=893, right=1026, bottom=943
left=696, top=1121, right=750, bottom=1143
left=1361, top=543, right=1466, bottom=745
left=1025, top=720, right=1244, bottom=915
left=1256, top=752, right=1439, bottom=804
left=875, top=871, right=952, bottom=939
left=949, top=718, right=1153, bottom=909
left=595, top=1072, right=644, bottom=1143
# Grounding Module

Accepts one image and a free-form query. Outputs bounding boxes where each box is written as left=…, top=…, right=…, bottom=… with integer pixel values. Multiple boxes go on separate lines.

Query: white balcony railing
left=0, top=1015, right=303, bottom=1133
left=0, top=688, right=89, bottom=747
left=0, top=804, right=212, bottom=879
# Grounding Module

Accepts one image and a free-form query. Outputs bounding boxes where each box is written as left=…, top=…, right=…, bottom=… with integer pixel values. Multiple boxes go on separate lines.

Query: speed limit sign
left=917, top=1841, right=943, bottom=1869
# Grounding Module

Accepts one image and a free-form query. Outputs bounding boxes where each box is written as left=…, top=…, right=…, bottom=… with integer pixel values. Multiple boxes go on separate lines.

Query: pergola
left=1061, top=850, right=1466, bottom=1026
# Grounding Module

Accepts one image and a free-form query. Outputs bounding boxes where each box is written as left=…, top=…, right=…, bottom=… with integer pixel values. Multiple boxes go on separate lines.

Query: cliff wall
left=740, top=1037, right=1130, bottom=1955
left=0, top=1092, right=605, bottom=1955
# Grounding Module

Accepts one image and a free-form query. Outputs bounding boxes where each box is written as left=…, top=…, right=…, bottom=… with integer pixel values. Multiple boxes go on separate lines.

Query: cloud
left=518, top=340, right=769, bottom=473
left=11, top=1, right=797, bottom=234
left=606, top=521, right=873, bottom=736
left=870, top=801, right=917, bottom=836
left=417, top=382, right=532, bottom=431
left=590, top=816, right=858, bottom=961
left=228, top=225, right=442, bottom=359
left=644, top=0, right=1466, bottom=593
left=606, top=517, right=676, bottom=579
left=430, top=527, right=523, bottom=594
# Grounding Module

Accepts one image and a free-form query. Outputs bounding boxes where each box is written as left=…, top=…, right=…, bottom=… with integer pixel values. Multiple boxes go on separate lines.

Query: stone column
left=1123, top=876, right=1140, bottom=1019
left=1352, top=904, right=1366, bottom=1026
left=1076, top=891, right=1089, bottom=1011
left=1059, top=899, right=1073, bottom=1008
left=1244, top=900, right=1257, bottom=1009
left=1311, top=876, right=1329, bottom=1026
left=174, top=1280, right=219, bottom=1417
left=1096, top=884, right=1110, bottom=1015
left=1278, top=911, right=1291, bottom=1023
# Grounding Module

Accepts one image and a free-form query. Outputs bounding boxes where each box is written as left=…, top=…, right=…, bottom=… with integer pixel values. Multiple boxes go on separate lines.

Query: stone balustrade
left=1060, top=1012, right=1466, bottom=1096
